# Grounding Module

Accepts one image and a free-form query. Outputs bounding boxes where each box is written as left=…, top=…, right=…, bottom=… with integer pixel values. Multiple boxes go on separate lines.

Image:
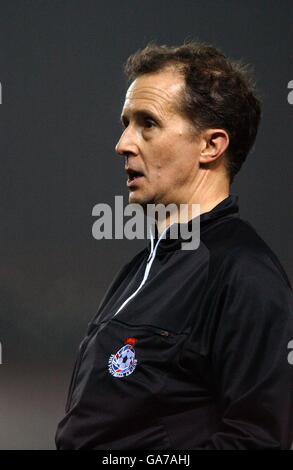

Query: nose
left=115, top=127, right=139, bottom=158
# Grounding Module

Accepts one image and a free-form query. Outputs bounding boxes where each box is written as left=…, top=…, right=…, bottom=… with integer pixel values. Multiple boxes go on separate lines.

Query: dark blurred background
left=0, top=0, right=292, bottom=449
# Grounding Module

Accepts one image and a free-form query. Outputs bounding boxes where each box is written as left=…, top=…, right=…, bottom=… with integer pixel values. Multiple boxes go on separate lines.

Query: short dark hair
left=124, top=41, right=262, bottom=184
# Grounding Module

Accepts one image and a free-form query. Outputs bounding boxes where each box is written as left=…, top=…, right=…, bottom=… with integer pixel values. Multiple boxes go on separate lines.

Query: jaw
left=128, top=190, right=148, bottom=206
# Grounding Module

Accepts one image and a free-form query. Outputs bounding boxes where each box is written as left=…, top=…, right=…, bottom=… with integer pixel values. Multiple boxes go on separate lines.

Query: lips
left=125, top=168, right=145, bottom=187
left=125, top=168, right=144, bottom=180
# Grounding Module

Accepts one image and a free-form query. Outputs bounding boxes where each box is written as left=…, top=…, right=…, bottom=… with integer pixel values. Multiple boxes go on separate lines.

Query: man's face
left=115, top=68, right=204, bottom=207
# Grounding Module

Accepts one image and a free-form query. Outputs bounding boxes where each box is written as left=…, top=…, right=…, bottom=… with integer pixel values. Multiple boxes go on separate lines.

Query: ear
left=199, top=129, right=229, bottom=164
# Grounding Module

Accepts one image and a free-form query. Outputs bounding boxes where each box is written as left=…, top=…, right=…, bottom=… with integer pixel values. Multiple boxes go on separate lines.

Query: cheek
left=145, top=135, right=193, bottom=181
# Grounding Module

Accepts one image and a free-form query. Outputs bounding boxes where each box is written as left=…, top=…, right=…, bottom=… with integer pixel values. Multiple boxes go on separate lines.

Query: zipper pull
left=160, top=330, right=170, bottom=337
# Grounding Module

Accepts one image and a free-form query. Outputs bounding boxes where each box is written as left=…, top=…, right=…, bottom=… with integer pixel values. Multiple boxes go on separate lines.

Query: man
left=55, top=42, right=293, bottom=449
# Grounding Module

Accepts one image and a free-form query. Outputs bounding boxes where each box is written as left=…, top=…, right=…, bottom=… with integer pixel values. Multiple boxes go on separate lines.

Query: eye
left=144, top=118, right=156, bottom=129
left=121, top=119, right=129, bottom=129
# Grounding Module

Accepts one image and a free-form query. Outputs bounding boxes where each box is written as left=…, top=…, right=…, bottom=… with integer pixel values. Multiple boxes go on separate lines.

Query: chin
left=128, top=191, right=150, bottom=208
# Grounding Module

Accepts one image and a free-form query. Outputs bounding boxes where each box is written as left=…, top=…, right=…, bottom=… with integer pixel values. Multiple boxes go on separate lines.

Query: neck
left=156, top=171, right=230, bottom=236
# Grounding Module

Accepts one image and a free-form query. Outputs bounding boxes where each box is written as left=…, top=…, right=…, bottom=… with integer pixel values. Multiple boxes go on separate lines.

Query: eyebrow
left=120, top=109, right=159, bottom=126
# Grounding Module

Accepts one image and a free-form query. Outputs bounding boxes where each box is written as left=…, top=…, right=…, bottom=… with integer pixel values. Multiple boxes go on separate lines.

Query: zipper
left=112, top=224, right=169, bottom=318
left=111, top=318, right=175, bottom=338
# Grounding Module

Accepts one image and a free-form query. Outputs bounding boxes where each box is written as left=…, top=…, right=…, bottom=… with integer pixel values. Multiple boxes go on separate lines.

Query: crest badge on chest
left=108, top=337, right=138, bottom=378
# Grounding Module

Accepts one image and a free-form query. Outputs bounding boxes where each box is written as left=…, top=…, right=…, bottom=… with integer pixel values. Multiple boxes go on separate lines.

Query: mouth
left=126, top=169, right=145, bottom=187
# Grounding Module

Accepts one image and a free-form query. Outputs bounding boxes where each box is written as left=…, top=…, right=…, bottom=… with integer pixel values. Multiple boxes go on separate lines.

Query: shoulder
left=202, top=216, right=292, bottom=290
left=201, top=219, right=293, bottom=340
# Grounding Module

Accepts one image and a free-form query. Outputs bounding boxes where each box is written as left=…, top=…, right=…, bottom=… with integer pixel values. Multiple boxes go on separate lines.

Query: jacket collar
left=147, top=193, right=239, bottom=255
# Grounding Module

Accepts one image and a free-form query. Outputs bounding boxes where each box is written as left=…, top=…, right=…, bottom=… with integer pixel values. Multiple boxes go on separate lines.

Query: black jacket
left=55, top=194, right=293, bottom=449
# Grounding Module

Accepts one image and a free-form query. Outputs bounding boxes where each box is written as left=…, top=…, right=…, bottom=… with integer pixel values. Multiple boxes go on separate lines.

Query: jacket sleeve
left=199, top=253, right=293, bottom=450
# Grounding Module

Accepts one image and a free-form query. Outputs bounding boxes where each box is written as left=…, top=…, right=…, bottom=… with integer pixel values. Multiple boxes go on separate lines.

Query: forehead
left=122, top=69, right=184, bottom=117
